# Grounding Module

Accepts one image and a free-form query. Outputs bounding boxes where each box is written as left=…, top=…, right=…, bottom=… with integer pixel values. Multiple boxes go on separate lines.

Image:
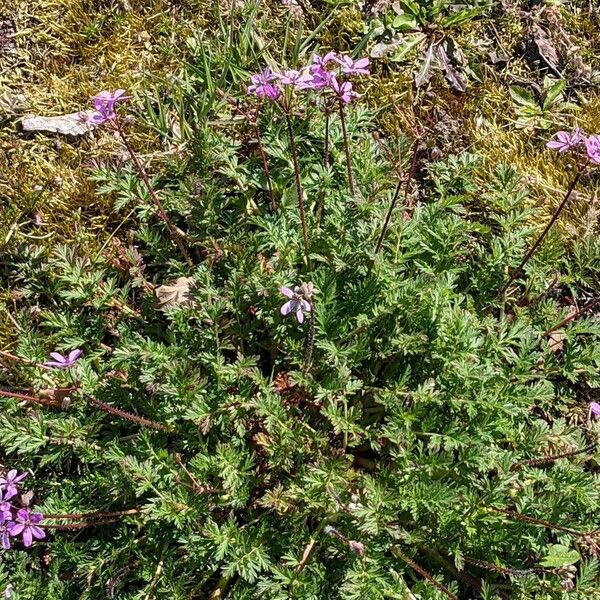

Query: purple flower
left=335, top=55, right=370, bottom=76
left=312, top=52, right=339, bottom=69
left=44, top=349, right=83, bottom=369
left=310, top=66, right=335, bottom=90
left=280, top=286, right=312, bottom=324
left=0, top=518, right=14, bottom=550
left=0, top=471, right=27, bottom=501
left=247, top=68, right=281, bottom=100
left=589, top=401, right=600, bottom=419
left=277, top=69, right=314, bottom=90
left=88, top=89, right=130, bottom=125
left=584, top=135, right=600, bottom=165
left=546, top=128, right=584, bottom=153
left=330, top=76, right=360, bottom=104
left=3, top=584, right=13, bottom=599
left=9, top=508, right=45, bottom=548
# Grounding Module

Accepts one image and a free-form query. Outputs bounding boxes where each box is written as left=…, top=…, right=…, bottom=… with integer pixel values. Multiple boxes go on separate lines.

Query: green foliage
left=2, top=12, right=600, bottom=599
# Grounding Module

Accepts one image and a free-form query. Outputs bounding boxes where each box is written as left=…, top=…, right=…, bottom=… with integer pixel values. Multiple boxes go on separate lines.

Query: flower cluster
left=246, top=52, right=369, bottom=104
left=547, top=127, right=600, bottom=165
left=0, top=471, right=45, bottom=549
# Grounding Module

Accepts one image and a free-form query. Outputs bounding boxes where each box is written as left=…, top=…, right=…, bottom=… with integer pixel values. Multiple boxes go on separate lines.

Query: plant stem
left=85, top=393, right=170, bottom=432
left=374, top=138, right=420, bottom=256
left=544, top=297, right=600, bottom=336
left=45, top=508, right=140, bottom=520
left=303, top=308, right=316, bottom=375
left=499, top=169, right=583, bottom=297
left=284, top=111, right=310, bottom=257
left=323, top=107, right=330, bottom=169
left=115, top=120, right=193, bottom=266
left=338, top=99, right=355, bottom=196
left=391, top=546, right=458, bottom=600
left=255, top=105, right=277, bottom=211
left=374, top=179, right=403, bottom=255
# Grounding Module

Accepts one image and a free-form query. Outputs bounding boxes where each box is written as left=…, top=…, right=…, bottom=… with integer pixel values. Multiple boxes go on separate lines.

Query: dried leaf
left=155, top=277, right=196, bottom=309
left=21, top=111, right=97, bottom=136
left=548, top=330, right=566, bottom=353
left=414, top=42, right=436, bottom=88
left=437, top=43, right=467, bottom=92
left=531, top=23, right=560, bottom=71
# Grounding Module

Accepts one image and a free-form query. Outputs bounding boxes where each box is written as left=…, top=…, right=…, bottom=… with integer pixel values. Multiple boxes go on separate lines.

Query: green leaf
left=542, top=80, right=566, bottom=110
left=509, top=85, right=538, bottom=107
left=392, top=14, right=417, bottom=30
left=540, top=544, right=580, bottom=568
left=441, top=7, right=487, bottom=28
left=391, top=33, right=426, bottom=62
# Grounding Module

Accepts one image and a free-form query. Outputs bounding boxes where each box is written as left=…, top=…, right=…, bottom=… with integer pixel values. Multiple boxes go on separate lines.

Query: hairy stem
left=375, top=139, right=420, bottom=255
left=544, top=297, right=600, bottom=336
left=255, top=105, right=277, bottom=211
left=323, top=108, right=330, bottom=169
left=85, top=393, right=170, bottom=432
left=391, top=546, right=458, bottom=600
left=284, top=111, right=310, bottom=257
left=489, top=506, right=593, bottom=538
left=511, top=442, right=597, bottom=470
left=115, top=120, right=193, bottom=266
left=499, top=169, right=583, bottom=297
left=303, top=308, right=316, bottom=375
left=45, top=508, right=140, bottom=520
left=338, top=99, right=355, bottom=196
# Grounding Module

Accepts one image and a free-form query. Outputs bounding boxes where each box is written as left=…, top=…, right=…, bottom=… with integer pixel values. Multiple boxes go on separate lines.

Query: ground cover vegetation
left=1, top=0, right=600, bottom=598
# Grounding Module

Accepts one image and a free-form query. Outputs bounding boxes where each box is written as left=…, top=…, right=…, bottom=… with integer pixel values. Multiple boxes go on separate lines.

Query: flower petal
left=49, top=352, right=66, bottom=363
left=22, top=527, right=32, bottom=547
left=280, top=286, right=294, bottom=298
left=8, top=523, right=23, bottom=536
left=68, top=349, right=83, bottom=363
left=280, top=301, right=293, bottom=316
left=31, top=526, right=45, bottom=540
left=296, top=306, right=305, bottom=324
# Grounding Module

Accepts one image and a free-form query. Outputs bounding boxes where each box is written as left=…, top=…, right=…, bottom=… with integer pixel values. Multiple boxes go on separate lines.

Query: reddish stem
left=115, top=120, right=193, bottom=266
left=283, top=110, right=310, bottom=257
left=544, top=297, right=600, bottom=336
left=45, top=508, right=140, bottom=520
left=338, top=99, right=355, bottom=196
left=85, top=394, right=170, bottom=432
left=255, top=104, right=277, bottom=211
left=499, top=169, right=583, bottom=297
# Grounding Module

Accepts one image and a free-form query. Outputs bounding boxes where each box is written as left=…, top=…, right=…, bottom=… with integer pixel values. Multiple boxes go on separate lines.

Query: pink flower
left=277, top=69, right=314, bottom=90
left=584, top=135, right=600, bottom=165
left=330, top=76, right=360, bottom=104
left=0, top=471, right=27, bottom=501
left=9, top=508, right=45, bottom=548
left=310, top=66, right=335, bottom=90
left=44, top=349, right=83, bottom=369
left=247, top=68, right=281, bottom=100
left=335, top=55, right=370, bottom=76
left=589, top=401, right=600, bottom=419
left=312, top=52, right=339, bottom=69
left=280, top=286, right=312, bottom=324
left=546, top=128, right=584, bottom=153
left=88, top=89, right=130, bottom=125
